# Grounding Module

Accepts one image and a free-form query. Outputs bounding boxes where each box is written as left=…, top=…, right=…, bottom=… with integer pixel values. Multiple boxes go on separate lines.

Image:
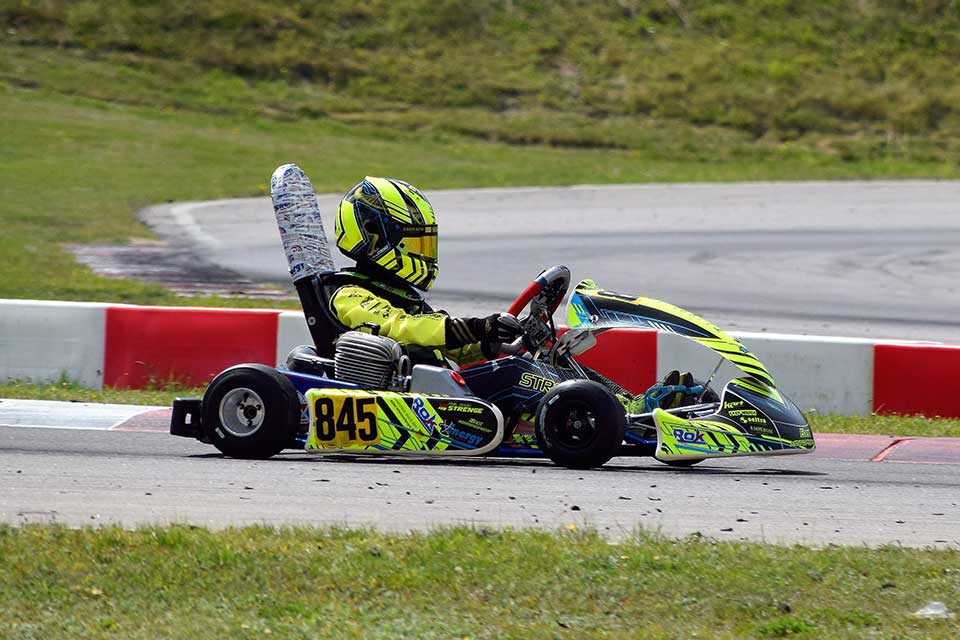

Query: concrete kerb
left=0, top=299, right=114, bottom=388
left=733, top=332, right=876, bottom=417
left=656, top=331, right=877, bottom=416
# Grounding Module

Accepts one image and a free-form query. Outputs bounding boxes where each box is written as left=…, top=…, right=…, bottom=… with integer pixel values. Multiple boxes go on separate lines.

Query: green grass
left=0, top=379, right=200, bottom=407
left=2, top=1, right=960, bottom=305
left=6, top=1, right=960, bottom=157
left=1, top=525, right=958, bottom=639
left=811, top=414, right=960, bottom=439
left=3, top=380, right=959, bottom=437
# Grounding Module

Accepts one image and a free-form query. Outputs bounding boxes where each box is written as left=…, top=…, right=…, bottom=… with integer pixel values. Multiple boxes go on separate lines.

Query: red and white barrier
left=1, top=299, right=958, bottom=418
left=103, top=305, right=281, bottom=388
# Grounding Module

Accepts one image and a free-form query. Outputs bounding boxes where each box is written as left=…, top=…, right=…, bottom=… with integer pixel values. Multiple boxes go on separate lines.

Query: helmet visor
left=403, top=229, right=437, bottom=262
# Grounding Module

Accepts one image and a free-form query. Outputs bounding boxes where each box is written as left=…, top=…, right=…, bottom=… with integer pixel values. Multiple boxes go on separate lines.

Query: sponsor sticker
left=518, top=372, right=556, bottom=392
left=673, top=428, right=705, bottom=445
left=411, top=397, right=439, bottom=431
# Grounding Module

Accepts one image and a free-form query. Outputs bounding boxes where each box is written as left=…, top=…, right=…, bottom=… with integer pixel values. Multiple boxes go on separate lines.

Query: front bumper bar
left=170, top=398, right=204, bottom=440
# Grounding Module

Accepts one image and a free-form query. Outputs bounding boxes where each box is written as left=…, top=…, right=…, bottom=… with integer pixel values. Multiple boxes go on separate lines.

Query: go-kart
left=169, top=165, right=815, bottom=469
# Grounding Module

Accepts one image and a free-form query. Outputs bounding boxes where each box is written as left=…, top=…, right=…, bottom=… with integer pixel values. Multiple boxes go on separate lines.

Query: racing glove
left=445, top=312, right=522, bottom=349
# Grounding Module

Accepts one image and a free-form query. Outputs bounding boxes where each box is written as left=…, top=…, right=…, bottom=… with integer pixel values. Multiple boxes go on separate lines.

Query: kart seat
left=293, top=271, right=357, bottom=359
left=285, top=344, right=336, bottom=378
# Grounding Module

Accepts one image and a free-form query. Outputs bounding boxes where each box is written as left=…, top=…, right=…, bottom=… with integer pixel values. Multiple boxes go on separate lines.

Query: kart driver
left=327, top=176, right=522, bottom=366
left=324, top=176, right=704, bottom=411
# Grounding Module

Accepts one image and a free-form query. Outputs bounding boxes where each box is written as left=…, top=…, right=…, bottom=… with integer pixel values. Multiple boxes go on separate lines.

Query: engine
left=334, top=331, right=409, bottom=391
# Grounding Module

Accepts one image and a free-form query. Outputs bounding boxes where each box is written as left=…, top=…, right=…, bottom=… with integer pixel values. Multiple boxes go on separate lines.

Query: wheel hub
left=219, top=387, right=265, bottom=438
left=557, top=404, right=597, bottom=448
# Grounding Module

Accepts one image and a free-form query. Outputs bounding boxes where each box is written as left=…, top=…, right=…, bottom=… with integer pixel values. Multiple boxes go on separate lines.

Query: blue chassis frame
left=281, top=361, right=660, bottom=458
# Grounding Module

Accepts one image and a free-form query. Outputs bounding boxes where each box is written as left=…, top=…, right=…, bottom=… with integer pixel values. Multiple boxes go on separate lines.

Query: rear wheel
left=535, top=380, right=626, bottom=469
left=201, top=364, right=300, bottom=459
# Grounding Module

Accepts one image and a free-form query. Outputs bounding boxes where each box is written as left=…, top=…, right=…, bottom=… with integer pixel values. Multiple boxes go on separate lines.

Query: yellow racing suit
left=329, top=273, right=485, bottom=366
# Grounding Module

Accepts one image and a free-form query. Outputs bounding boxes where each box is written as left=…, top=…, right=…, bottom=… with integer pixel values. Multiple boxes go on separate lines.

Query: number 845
left=314, top=396, right=379, bottom=443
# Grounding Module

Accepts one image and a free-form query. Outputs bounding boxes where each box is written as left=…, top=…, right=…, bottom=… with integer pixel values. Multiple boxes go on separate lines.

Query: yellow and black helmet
left=335, top=177, right=439, bottom=291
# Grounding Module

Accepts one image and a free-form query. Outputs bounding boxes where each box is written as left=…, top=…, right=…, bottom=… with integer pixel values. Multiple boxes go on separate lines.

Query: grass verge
left=1, top=525, right=958, bottom=639
left=2, top=380, right=959, bottom=438
left=0, top=379, right=200, bottom=408
left=810, top=414, right=960, bottom=439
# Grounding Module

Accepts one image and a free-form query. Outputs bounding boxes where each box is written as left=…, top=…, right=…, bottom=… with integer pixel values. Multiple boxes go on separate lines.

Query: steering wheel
left=506, top=265, right=571, bottom=355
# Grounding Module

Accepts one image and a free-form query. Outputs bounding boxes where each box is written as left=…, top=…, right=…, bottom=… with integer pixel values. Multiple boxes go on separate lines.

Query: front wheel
left=201, top=364, right=300, bottom=459
left=535, top=380, right=626, bottom=469
left=660, top=458, right=704, bottom=468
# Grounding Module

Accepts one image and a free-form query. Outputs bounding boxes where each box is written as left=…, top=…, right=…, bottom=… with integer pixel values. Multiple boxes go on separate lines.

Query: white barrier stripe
left=276, top=311, right=314, bottom=366
left=0, top=300, right=109, bottom=389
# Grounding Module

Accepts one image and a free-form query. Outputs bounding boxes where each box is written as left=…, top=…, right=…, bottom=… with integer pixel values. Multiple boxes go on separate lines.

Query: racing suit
left=326, top=267, right=505, bottom=366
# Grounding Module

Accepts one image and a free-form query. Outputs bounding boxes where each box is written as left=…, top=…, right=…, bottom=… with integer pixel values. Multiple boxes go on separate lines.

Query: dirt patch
left=65, top=240, right=295, bottom=300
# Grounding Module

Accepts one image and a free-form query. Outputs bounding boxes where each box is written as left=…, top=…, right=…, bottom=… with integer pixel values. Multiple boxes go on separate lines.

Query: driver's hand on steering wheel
left=481, top=312, right=522, bottom=343
left=445, top=312, right=522, bottom=349
left=478, top=313, right=523, bottom=360
left=445, top=313, right=523, bottom=360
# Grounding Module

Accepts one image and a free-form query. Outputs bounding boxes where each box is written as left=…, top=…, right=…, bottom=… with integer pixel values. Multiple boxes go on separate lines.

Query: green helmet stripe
left=396, top=254, right=415, bottom=281
left=392, top=179, right=435, bottom=226
left=374, top=250, right=398, bottom=270
left=407, top=254, right=421, bottom=283
left=366, top=177, right=414, bottom=224
left=335, top=200, right=366, bottom=254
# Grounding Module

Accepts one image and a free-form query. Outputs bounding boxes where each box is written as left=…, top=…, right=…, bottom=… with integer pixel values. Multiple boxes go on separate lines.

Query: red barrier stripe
left=873, top=343, right=960, bottom=418
left=104, top=306, right=280, bottom=389
left=574, top=328, right=658, bottom=395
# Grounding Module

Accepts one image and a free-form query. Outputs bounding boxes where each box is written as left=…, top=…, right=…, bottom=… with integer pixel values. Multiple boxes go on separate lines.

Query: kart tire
left=201, top=364, right=300, bottom=460
left=535, top=380, right=626, bottom=470
left=661, top=458, right=704, bottom=467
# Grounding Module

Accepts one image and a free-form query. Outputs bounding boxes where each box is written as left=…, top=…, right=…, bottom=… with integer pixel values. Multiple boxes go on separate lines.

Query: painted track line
left=870, top=437, right=914, bottom=462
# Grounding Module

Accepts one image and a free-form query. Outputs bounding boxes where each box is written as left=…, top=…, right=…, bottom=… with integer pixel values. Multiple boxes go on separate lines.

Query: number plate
left=308, top=391, right=381, bottom=449
left=304, top=389, right=503, bottom=454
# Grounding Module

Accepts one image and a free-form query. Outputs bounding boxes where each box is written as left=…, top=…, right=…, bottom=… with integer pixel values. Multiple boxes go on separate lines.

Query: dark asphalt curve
left=141, top=180, right=960, bottom=342
left=1, top=425, right=958, bottom=548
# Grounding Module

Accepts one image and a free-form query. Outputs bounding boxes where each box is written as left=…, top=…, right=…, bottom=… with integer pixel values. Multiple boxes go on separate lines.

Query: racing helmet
left=335, top=176, right=439, bottom=291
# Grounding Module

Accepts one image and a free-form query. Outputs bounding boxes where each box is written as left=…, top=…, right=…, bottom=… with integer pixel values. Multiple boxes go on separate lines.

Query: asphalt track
left=1, top=404, right=959, bottom=547
left=4, top=181, right=959, bottom=546
left=141, top=180, right=960, bottom=342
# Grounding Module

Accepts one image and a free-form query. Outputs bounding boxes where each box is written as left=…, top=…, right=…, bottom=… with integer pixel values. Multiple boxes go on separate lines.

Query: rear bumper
left=170, top=398, right=204, bottom=440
